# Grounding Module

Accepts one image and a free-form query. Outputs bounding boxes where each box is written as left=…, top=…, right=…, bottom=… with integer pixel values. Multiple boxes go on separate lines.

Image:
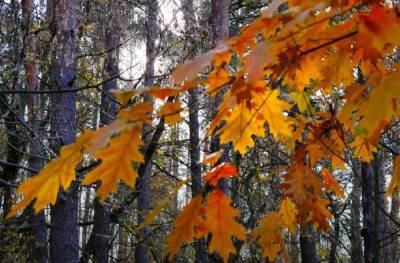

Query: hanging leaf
left=82, top=126, right=144, bottom=200
left=203, top=162, right=237, bottom=186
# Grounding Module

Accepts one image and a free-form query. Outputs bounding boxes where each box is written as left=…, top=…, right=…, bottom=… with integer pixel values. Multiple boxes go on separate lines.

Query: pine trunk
left=49, top=0, right=79, bottom=262
left=135, top=1, right=158, bottom=262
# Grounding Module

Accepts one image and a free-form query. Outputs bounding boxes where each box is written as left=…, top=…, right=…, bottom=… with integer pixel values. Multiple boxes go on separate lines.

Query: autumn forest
left=1, top=0, right=400, bottom=262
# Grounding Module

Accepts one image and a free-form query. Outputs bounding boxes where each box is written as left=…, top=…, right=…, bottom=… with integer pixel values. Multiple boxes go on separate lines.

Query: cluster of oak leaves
left=7, top=0, right=400, bottom=261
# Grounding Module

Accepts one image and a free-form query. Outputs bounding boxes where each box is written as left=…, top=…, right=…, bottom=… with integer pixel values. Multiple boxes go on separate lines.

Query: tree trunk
left=182, top=0, right=208, bottom=260
left=210, top=0, right=230, bottom=193
left=389, top=188, right=400, bottom=263
left=22, top=0, right=48, bottom=261
left=81, top=2, right=120, bottom=262
left=300, top=225, right=318, bottom=263
left=361, top=160, right=378, bottom=263
left=135, top=1, right=158, bottom=262
left=351, top=160, right=363, bottom=263
left=49, top=0, right=79, bottom=262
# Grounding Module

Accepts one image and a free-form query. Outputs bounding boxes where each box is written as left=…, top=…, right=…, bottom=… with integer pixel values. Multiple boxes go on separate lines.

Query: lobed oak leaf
left=172, top=44, right=228, bottom=84
left=7, top=131, right=93, bottom=217
left=202, top=150, right=224, bottom=166
left=356, top=72, right=400, bottom=142
left=358, top=4, right=400, bottom=52
left=219, top=103, right=265, bottom=154
left=148, top=87, right=181, bottom=100
left=82, top=126, right=144, bottom=200
left=322, top=169, right=344, bottom=199
left=207, top=68, right=233, bottom=96
left=86, top=119, right=131, bottom=159
left=278, top=197, right=298, bottom=234
left=165, top=195, right=205, bottom=260
left=310, top=197, right=332, bottom=231
left=350, top=136, right=377, bottom=163
left=198, top=189, right=246, bottom=262
left=244, top=41, right=282, bottom=85
left=254, top=89, right=292, bottom=138
left=118, top=102, right=153, bottom=123
left=112, top=89, right=135, bottom=104
left=158, top=101, right=182, bottom=125
left=289, top=90, right=314, bottom=114
left=253, top=211, right=284, bottom=261
left=203, top=162, right=237, bottom=186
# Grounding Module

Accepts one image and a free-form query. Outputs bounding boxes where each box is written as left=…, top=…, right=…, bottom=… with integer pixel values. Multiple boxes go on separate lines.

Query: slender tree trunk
left=328, top=213, right=340, bottom=263
left=49, top=0, right=80, bottom=262
left=21, top=1, right=48, bottom=261
left=361, top=160, right=378, bottom=263
left=389, top=188, right=400, bottom=263
left=299, top=225, right=318, bottom=263
left=81, top=2, right=120, bottom=262
left=135, top=1, right=158, bottom=262
left=351, top=160, right=363, bottom=263
left=182, top=0, right=208, bottom=260
left=210, top=0, right=230, bottom=192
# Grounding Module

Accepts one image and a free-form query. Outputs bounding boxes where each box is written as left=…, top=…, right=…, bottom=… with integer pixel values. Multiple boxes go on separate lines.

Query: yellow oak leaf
left=82, top=126, right=144, bottom=200
left=158, top=101, right=182, bottom=125
left=86, top=119, right=131, bottom=159
left=7, top=131, right=93, bottom=217
left=165, top=195, right=205, bottom=260
left=278, top=197, right=298, bottom=234
left=254, top=88, right=292, bottom=138
left=112, top=89, right=136, bottom=104
left=219, top=103, right=265, bottom=154
left=357, top=72, right=400, bottom=142
left=289, top=90, right=314, bottom=113
left=118, top=102, right=153, bottom=123
left=387, top=156, right=400, bottom=197
left=350, top=136, right=377, bottom=163
left=253, top=211, right=284, bottom=261
left=198, top=189, right=246, bottom=262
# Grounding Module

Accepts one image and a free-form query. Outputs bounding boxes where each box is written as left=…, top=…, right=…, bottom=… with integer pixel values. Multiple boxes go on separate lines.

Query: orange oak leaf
left=202, top=150, right=224, bottom=166
left=86, top=119, right=131, bottom=159
left=165, top=195, right=205, bottom=260
left=350, top=136, right=377, bottom=163
left=219, top=102, right=265, bottom=154
left=322, top=169, right=344, bottom=199
left=172, top=44, right=228, bottom=84
left=7, top=131, right=93, bottom=217
left=158, top=101, right=182, bottom=125
left=198, top=189, right=246, bottom=262
left=82, top=126, right=144, bottom=200
left=253, top=211, right=284, bottom=261
left=203, top=162, right=237, bottom=186
left=148, top=87, right=181, bottom=100
left=359, top=4, right=400, bottom=52
left=278, top=197, right=298, bottom=234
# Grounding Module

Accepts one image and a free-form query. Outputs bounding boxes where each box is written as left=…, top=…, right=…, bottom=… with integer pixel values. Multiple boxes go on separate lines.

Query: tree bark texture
left=22, top=0, right=48, bottom=261
left=49, top=0, right=80, bottom=262
left=135, top=1, right=158, bottom=262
